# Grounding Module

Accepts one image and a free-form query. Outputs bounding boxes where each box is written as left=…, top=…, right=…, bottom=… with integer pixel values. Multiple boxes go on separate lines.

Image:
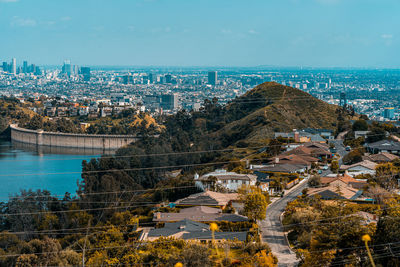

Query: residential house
left=79, top=106, right=89, bottom=116
left=174, top=190, right=239, bottom=209
left=354, top=131, right=370, bottom=139
left=250, top=164, right=307, bottom=174
left=340, top=160, right=377, bottom=176
left=101, top=107, right=113, bottom=117
left=320, top=173, right=368, bottom=190
left=45, top=107, right=57, bottom=117
left=274, top=129, right=332, bottom=143
left=153, top=206, right=248, bottom=223
left=194, top=169, right=257, bottom=192
left=366, top=140, right=400, bottom=154
left=307, top=183, right=363, bottom=200
left=57, top=107, right=68, bottom=117
left=141, top=219, right=247, bottom=242
left=363, top=152, right=399, bottom=163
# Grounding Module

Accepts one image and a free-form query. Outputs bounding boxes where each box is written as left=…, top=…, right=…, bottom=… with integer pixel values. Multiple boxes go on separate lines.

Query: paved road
left=260, top=181, right=308, bottom=267
left=329, top=139, right=348, bottom=166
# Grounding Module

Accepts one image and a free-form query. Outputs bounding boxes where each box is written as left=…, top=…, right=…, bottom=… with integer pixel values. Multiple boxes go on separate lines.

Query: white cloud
left=381, top=34, right=394, bottom=46
left=11, top=16, right=37, bottom=27
left=381, top=34, right=393, bottom=39
left=221, top=29, right=232, bottom=34
left=60, top=16, right=71, bottom=22
left=248, top=29, right=259, bottom=35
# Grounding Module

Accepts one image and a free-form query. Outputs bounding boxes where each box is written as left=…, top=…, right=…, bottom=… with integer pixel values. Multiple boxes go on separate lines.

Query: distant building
left=208, top=71, right=217, bottom=85
left=122, top=75, right=133, bottom=85
left=11, top=58, right=17, bottom=75
left=161, top=93, right=179, bottom=110
left=340, top=92, right=347, bottom=107
left=148, top=73, right=156, bottom=84
left=81, top=67, right=91, bottom=81
left=383, top=107, right=395, bottom=120
left=62, top=60, right=73, bottom=76
left=2, top=62, right=8, bottom=72
left=165, top=74, right=172, bottom=83
left=23, top=61, right=28, bottom=74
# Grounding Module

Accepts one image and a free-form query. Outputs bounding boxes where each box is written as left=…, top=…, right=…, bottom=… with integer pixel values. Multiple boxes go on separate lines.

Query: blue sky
left=0, top=0, right=399, bottom=67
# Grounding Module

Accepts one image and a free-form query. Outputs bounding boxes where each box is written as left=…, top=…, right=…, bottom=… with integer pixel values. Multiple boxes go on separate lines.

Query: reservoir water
left=0, top=139, right=105, bottom=202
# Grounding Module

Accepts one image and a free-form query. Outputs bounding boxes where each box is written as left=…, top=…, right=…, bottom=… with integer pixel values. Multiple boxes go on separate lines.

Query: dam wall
left=10, top=124, right=138, bottom=150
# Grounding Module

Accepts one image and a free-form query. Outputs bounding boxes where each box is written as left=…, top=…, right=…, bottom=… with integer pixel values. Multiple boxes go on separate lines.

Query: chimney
left=194, top=173, right=199, bottom=180
left=155, top=212, right=161, bottom=220
left=294, top=131, right=300, bottom=143
left=275, top=157, right=279, bottom=164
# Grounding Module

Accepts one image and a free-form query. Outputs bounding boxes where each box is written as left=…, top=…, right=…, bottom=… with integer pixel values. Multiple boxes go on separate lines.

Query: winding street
left=260, top=181, right=308, bottom=267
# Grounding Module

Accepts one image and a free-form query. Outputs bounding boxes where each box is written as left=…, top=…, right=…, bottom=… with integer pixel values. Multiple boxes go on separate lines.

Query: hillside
left=212, top=82, right=340, bottom=144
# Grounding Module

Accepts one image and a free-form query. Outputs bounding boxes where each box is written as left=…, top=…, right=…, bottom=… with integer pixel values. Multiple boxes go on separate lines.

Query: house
left=307, top=183, right=363, bottom=200
left=174, top=190, right=239, bottom=208
left=320, top=173, right=368, bottom=190
left=251, top=164, right=307, bottom=174
left=252, top=171, right=274, bottom=192
left=366, top=140, right=400, bottom=154
left=194, top=169, right=257, bottom=192
left=101, top=107, right=113, bottom=117
left=281, top=144, right=331, bottom=159
left=275, top=129, right=333, bottom=142
left=142, top=219, right=247, bottom=242
left=340, top=160, right=377, bottom=176
left=273, top=154, right=318, bottom=167
left=79, top=106, right=89, bottom=116
left=354, top=131, right=370, bottom=139
left=45, top=107, right=57, bottom=117
left=353, top=211, right=378, bottom=225
left=153, top=206, right=248, bottom=223
left=363, top=152, right=399, bottom=163
left=57, top=106, right=68, bottom=117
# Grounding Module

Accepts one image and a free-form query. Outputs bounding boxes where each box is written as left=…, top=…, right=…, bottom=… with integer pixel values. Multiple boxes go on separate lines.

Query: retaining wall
left=10, top=124, right=138, bottom=150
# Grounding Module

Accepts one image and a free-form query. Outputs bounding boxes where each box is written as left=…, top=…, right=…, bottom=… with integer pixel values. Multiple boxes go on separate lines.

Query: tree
left=0, top=116, right=8, bottom=135
left=330, top=161, right=339, bottom=173
left=308, top=175, right=321, bottom=187
left=352, top=119, right=368, bottom=131
left=342, top=149, right=364, bottom=165
left=367, top=127, right=386, bottom=143
left=243, top=191, right=268, bottom=222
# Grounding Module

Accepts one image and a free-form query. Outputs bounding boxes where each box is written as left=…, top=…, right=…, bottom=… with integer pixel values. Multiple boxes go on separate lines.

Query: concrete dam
left=10, top=124, right=138, bottom=150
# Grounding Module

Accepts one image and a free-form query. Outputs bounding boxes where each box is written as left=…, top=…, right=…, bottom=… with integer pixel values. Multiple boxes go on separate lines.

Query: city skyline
left=0, top=0, right=399, bottom=68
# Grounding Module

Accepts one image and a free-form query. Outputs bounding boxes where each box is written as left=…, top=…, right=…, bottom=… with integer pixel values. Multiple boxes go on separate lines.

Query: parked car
left=345, top=146, right=351, bottom=151
left=321, top=165, right=329, bottom=170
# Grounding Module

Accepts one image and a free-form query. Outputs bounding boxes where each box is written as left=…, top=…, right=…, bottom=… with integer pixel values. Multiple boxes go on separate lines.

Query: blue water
left=0, top=140, right=101, bottom=202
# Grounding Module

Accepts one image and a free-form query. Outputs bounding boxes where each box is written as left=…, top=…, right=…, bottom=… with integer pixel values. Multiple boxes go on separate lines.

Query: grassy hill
left=212, top=82, right=340, bottom=144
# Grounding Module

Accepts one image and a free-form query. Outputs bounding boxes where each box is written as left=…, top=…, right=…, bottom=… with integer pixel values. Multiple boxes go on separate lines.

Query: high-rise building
left=165, top=74, right=172, bottom=84
left=208, top=71, right=217, bottom=85
left=383, top=107, right=395, bottom=120
left=62, top=60, right=73, bottom=76
left=122, top=74, right=133, bottom=85
left=11, top=58, right=17, bottom=75
left=23, top=61, right=28, bottom=74
left=81, top=67, right=91, bottom=81
left=161, top=93, right=179, bottom=110
left=2, top=62, right=8, bottom=72
left=148, top=73, right=156, bottom=84
left=339, top=92, right=347, bottom=107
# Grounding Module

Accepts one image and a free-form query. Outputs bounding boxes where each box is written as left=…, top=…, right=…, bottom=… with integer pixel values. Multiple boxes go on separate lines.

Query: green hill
left=212, top=82, right=339, bottom=144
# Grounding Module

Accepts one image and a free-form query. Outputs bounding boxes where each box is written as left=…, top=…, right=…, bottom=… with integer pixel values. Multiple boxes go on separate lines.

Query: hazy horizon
left=1, top=0, right=399, bottom=68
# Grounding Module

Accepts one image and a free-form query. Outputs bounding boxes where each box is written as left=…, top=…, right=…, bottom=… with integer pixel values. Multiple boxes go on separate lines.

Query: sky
left=0, top=0, right=399, bottom=68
